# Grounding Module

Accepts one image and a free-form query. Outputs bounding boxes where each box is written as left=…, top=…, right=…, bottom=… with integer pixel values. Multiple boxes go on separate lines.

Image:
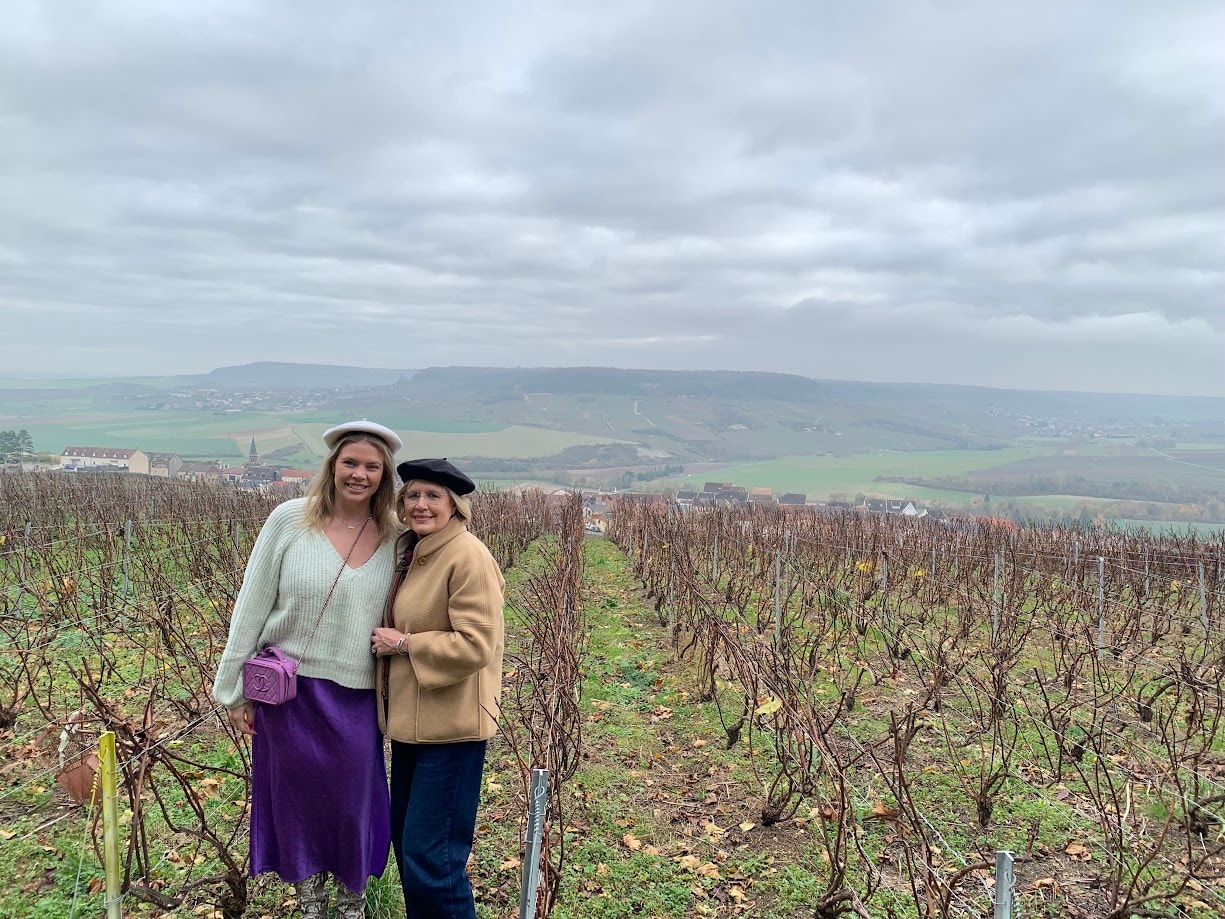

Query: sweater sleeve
left=210, top=501, right=300, bottom=708
left=408, top=543, right=504, bottom=691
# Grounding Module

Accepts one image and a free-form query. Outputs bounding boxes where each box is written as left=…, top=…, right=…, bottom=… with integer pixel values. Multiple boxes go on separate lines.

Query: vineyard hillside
left=2, top=473, right=1225, bottom=917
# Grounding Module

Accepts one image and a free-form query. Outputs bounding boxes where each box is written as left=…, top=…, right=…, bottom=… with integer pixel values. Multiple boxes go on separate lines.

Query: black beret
left=396, top=458, right=476, bottom=496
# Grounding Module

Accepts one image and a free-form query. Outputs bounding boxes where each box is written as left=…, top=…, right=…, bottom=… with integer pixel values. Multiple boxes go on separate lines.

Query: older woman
left=213, top=420, right=402, bottom=919
left=371, top=458, right=505, bottom=919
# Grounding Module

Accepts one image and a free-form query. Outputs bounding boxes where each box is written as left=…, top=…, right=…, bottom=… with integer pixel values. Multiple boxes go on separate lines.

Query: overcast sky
left=1, top=1, right=1222, bottom=396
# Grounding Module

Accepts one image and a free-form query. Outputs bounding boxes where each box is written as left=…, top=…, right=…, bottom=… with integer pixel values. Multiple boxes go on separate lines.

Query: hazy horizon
left=6, top=360, right=1225, bottom=404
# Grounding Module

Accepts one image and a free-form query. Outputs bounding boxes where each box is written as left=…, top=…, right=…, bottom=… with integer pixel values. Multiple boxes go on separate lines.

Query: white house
left=61, top=447, right=151, bottom=475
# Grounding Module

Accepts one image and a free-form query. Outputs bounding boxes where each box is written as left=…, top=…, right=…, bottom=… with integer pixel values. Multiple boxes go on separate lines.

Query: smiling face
left=401, top=479, right=457, bottom=536
left=331, top=441, right=385, bottom=515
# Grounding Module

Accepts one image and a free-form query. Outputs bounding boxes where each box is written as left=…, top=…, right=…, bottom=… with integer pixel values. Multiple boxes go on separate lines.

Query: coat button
left=417, top=557, right=428, bottom=566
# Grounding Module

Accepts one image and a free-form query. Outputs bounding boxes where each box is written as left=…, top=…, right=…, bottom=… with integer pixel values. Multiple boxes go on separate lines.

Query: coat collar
left=395, top=514, right=468, bottom=561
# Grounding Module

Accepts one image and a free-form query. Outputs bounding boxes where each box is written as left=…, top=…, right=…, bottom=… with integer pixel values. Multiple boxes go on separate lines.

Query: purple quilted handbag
left=242, top=646, right=298, bottom=705
left=238, top=516, right=370, bottom=707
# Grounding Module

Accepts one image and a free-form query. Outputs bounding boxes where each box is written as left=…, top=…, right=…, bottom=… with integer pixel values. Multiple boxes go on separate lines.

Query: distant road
left=633, top=400, right=656, bottom=428
left=1146, top=446, right=1225, bottom=474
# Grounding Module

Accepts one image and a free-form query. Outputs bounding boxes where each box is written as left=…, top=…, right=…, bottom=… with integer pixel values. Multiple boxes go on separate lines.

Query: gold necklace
left=332, top=514, right=369, bottom=530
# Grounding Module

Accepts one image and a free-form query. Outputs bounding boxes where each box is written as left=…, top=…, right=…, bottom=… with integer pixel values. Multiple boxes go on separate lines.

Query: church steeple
left=248, top=437, right=259, bottom=467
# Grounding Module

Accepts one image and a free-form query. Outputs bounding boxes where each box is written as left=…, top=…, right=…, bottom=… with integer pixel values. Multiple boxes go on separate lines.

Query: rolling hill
left=4, top=363, right=1225, bottom=521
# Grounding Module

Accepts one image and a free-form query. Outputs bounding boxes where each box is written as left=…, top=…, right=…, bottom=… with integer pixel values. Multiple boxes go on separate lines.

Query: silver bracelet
left=395, top=634, right=408, bottom=655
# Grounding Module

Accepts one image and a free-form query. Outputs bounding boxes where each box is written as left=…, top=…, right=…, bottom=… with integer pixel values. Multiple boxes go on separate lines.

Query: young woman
left=371, top=458, right=505, bottom=919
left=213, top=420, right=402, bottom=919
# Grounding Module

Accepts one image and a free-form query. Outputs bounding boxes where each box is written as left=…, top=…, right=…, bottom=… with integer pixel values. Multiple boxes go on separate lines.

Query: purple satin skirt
left=250, top=676, right=391, bottom=893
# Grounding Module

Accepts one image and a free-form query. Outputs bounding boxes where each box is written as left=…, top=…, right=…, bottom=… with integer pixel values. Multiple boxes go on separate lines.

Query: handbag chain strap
left=298, top=515, right=372, bottom=667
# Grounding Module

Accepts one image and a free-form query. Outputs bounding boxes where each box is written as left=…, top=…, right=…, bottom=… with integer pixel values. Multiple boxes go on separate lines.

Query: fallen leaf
left=623, top=833, right=642, bottom=851
left=754, top=697, right=782, bottom=716
left=1065, top=842, right=1092, bottom=861
left=871, top=801, right=898, bottom=819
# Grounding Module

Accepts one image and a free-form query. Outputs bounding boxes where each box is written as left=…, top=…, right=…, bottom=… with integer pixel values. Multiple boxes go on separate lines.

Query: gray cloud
left=1, top=0, right=1221, bottom=396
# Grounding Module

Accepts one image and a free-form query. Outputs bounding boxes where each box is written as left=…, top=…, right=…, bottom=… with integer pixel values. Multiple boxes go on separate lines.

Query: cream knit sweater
left=212, top=498, right=396, bottom=708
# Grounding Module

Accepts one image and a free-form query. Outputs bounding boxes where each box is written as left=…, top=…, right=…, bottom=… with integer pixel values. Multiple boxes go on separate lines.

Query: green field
left=960, top=452, right=1225, bottom=491
left=6, top=409, right=631, bottom=464
left=1169, top=442, right=1225, bottom=451
left=381, top=426, right=629, bottom=460
left=1112, top=518, right=1225, bottom=536
left=285, top=409, right=506, bottom=433
left=0, top=399, right=99, bottom=417
left=658, top=446, right=1053, bottom=501
left=17, top=414, right=251, bottom=458
left=1009, top=494, right=1115, bottom=510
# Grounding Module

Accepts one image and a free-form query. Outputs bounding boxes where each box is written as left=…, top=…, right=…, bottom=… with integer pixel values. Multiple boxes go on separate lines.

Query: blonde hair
left=304, top=433, right=399, bottom=540
left=397, top=480, right=472, bottom=526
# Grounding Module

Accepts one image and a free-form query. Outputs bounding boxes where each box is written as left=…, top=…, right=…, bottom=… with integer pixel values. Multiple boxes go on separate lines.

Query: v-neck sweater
left=212, top=498, right=396, bottom=708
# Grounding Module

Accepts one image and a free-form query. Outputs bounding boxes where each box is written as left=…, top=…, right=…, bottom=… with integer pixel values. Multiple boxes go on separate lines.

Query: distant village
left=597, top=482, right=949, bottom=521
left=118, top=386, right=345, bottom=413
left=54, top=440, right=314, bottom=491
left=32, top=444, right=957, bottom=526
left=986, top=406, right=1194, bottom=441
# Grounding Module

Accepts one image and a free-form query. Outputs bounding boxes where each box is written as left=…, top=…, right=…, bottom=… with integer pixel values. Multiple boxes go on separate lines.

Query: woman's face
left=402, top=479, right=456, bottom=536
left=331, top=441, right=385, bottom=514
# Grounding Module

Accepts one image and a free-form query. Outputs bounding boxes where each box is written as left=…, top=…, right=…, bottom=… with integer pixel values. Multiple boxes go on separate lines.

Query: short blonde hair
left=397, top=480, right=472, bottom=526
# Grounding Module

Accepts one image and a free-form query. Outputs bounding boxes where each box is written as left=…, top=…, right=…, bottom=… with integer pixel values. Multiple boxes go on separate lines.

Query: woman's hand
left=227, top=703, right=256, bottom=736
left=371, top=626, right=409, bottom=657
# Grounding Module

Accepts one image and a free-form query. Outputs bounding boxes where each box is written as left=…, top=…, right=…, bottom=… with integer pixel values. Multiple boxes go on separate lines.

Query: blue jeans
left=390, top=739, right=487, bottom=919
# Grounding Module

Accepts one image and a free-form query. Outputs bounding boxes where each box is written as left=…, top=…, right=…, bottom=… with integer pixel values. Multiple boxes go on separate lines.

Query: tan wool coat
left=378, top=516, right=505, bottom=743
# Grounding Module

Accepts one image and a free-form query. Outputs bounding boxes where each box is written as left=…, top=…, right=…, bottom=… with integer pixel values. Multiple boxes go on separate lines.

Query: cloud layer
left=2, top=1, right=1222, bottom=395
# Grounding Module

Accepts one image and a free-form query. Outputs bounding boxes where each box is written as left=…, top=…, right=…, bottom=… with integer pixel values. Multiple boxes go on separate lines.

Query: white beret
left=321, top=419, right=403, bottom=455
